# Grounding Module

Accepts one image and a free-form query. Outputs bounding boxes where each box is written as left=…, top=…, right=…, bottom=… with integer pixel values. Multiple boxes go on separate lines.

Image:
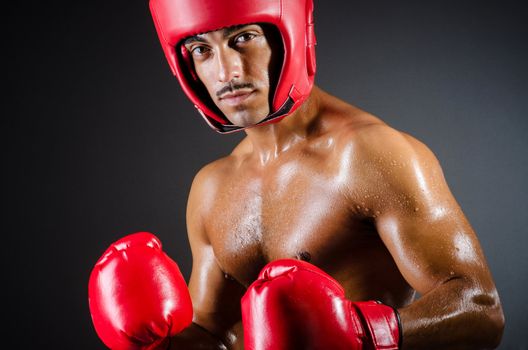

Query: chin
left=225, top=109, right=270, bottom=127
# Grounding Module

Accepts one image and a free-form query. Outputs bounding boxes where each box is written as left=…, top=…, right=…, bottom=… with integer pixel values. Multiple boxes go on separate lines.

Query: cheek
left=195, top=64, right=217, bottom=94
left=251, top=51, right=273, bottom=88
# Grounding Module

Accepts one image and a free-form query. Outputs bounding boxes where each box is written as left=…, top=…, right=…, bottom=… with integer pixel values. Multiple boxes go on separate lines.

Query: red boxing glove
left=88, top=232, right=193, bottom=350
left=242, top=259, right=401, bottom=350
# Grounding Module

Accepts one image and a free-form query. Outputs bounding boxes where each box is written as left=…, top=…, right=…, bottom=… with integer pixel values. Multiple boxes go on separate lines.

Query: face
left=183, top=24, right=281, bottom=127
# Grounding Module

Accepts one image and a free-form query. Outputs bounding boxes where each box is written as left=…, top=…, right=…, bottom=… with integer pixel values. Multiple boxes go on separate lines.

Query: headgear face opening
left=149, top=0, right=316, bottom=133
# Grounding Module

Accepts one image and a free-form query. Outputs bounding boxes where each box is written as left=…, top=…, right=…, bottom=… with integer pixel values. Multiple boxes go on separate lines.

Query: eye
left=234, top=32, right=256, bottom=44
left=189, top=45, right=210, bottom=58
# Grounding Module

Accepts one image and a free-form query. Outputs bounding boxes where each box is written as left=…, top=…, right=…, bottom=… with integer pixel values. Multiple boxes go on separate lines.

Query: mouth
left=219, top=90, right=255, bottom=106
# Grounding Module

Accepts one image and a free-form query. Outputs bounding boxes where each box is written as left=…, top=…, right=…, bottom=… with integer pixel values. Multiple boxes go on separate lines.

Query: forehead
left=183, top=23, right=263, bottom=45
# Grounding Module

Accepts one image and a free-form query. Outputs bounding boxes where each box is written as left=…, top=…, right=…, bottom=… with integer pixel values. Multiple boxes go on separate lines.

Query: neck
left=243, top=86, right=323, bottom=165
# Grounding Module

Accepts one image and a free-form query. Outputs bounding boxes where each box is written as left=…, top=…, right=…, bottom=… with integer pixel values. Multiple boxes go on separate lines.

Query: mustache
left=216, top=82, right=254, bottom=98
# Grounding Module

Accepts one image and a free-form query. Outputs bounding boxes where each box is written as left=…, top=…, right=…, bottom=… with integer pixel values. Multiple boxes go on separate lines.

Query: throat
left=244, top=88, right=323, bottom=164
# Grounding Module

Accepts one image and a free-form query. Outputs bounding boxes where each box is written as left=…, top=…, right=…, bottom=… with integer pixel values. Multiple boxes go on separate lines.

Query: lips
left=219, top=90, right=255, bottom=106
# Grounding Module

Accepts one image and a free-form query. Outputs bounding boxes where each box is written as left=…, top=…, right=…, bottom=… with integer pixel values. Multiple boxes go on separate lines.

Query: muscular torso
left=207, top=138, right=413, bottom=303
left=195, top=108, right=416, bottom=348
left=182, top=89, right=503, bottom=350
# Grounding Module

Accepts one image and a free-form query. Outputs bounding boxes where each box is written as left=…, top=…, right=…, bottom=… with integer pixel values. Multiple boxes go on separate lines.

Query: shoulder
left=188, top=157, right=231, bottom=203
left=185, top=157, right=232, bottom=242
left=315, top=88, right=440, bottom=170
left=187, top=138, right=250, bottom=213
left=344, top=122, right=451, bottom=217
left=351, top=122, right=438, bottom=165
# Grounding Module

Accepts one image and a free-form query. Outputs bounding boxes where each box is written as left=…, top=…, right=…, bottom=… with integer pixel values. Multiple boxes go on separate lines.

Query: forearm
left=398, top=278, right=504, bottom=349
left=168, top=322, right=228, bottom=350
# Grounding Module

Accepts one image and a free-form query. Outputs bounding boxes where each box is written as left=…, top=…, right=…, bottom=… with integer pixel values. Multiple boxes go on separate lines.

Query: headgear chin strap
left=149, top=0, right=316, bottom=134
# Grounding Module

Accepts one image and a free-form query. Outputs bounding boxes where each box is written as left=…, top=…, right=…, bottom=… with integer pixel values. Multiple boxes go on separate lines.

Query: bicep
left=186, top=170, right=246, bottom=337
left=375, top=202, right=491, bottom=294
left=187, top=240, right=245, bottom=335
left=365, top=132, right=495, bottom=294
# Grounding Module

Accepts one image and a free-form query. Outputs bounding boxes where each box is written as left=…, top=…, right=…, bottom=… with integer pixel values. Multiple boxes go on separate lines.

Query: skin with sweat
left=168, top=24, right=504, bottom=349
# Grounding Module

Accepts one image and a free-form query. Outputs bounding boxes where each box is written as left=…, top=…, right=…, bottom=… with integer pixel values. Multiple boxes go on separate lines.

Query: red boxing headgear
left=149, top=0, right=316, bottom=133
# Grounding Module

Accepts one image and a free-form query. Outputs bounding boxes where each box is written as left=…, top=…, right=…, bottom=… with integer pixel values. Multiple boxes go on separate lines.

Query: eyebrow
left=183, top=24, right=252, bottom=46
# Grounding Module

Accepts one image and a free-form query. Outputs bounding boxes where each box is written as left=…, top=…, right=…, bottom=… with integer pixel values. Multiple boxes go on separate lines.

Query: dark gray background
left=6, top=0, right=527, bottom=349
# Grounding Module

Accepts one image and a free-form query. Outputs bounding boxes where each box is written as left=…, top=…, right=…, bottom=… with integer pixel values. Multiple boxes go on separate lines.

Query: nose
left=216, top=47, right=242, bottom=83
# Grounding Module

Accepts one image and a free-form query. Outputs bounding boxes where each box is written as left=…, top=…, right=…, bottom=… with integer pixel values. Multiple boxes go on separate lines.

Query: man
left=89, top=0, right=504, bottom=349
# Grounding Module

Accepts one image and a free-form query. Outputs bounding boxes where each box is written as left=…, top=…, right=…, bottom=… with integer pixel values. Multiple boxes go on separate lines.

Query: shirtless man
left=89, top=0, right=505, bottom=349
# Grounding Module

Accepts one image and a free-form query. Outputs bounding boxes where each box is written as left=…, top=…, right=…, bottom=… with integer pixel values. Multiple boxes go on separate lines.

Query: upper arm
left=186, top=164, right=246, bottom=339
left=355, top=125, right=497, bottom=295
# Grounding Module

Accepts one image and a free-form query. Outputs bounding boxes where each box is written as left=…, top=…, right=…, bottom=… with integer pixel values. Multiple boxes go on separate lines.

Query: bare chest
left=204, top=159, right=376, bottom=286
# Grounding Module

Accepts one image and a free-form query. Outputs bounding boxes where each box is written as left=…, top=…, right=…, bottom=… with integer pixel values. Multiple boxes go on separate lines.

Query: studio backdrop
left=6, top=0, right=527, bottom=349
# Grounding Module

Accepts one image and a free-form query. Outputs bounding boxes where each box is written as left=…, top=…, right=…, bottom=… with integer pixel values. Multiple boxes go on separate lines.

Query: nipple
left=296, top=251, right=312, bottom=262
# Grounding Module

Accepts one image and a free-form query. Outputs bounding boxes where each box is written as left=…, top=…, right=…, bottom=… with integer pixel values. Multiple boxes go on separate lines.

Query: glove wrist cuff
left=352, top=300, right=401, bottom=350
